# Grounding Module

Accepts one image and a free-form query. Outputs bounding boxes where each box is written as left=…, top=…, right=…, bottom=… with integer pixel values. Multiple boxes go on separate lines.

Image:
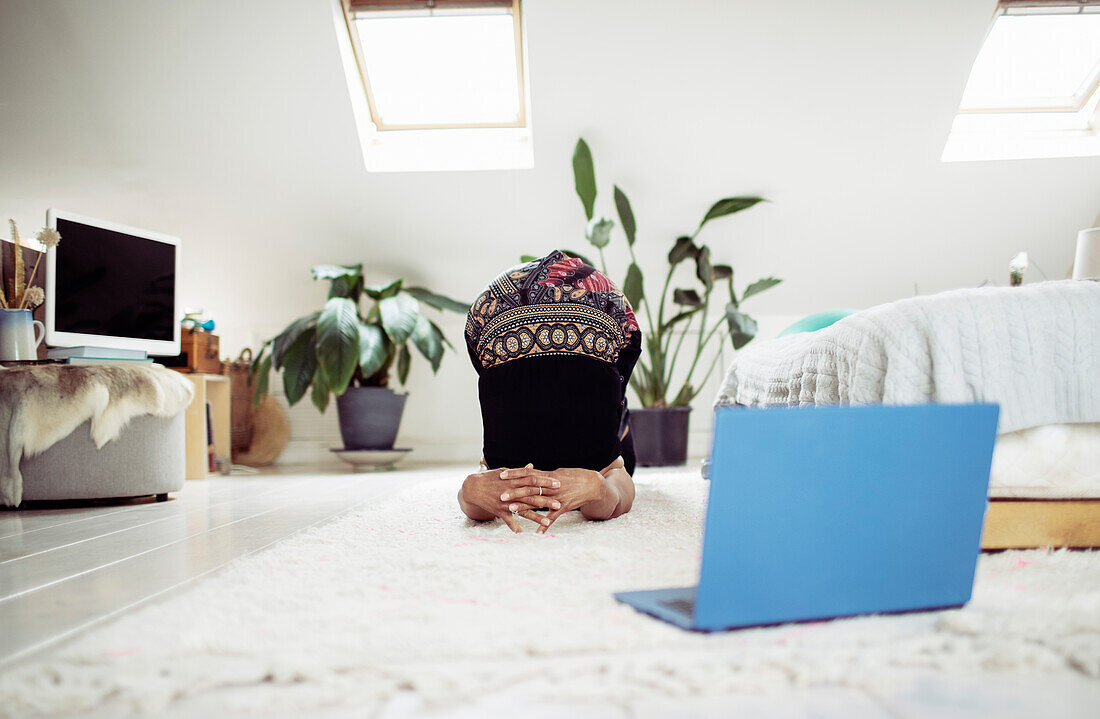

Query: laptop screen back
left=696, top=404, right=998, bottom=631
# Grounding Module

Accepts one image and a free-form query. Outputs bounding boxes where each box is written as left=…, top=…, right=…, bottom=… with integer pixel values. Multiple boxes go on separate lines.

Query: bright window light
left=354, top=14, right=522, bottom=127
left=943, top=2, right=1100, bottom=162
left=960, top=14, right=1100, bottom=111
left=333, top=0, right=532, bottom=172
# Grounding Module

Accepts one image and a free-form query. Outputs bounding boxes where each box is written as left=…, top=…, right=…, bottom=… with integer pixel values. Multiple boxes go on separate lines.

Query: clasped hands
left=460, top=463, right=605, bottom=534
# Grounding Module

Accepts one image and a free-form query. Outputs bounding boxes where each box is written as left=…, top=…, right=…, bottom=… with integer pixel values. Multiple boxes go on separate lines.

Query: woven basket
left=222, top=349, right=255, bottom=452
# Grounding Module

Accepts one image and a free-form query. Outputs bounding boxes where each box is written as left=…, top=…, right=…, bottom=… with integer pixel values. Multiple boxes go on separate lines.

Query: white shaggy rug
left=2, top=469, right=1099, bottom=717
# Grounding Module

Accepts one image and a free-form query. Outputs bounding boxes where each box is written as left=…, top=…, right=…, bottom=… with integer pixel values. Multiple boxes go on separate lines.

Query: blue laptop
left=615, top=403, right=999, bottom=631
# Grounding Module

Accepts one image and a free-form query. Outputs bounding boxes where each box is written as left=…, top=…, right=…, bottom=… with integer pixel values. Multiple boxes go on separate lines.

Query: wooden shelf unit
left=183, top=374, right=230, bottom=480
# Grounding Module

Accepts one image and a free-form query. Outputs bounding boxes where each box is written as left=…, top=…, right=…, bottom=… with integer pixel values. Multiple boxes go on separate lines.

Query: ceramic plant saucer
left=330, top=447, right=412, bottom=472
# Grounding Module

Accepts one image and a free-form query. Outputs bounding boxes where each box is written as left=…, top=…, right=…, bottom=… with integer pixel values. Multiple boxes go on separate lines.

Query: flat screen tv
left=45, top=209, right=181, bottom=356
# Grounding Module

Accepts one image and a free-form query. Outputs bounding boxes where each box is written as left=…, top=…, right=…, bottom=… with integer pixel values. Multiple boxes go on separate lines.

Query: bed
left=713, top=279, right=1100, bottom=549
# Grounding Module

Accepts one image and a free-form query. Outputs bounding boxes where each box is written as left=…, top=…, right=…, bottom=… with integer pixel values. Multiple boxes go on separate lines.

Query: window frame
left=340, top=0, right=528, bottom=132
left=942, top=0, right=1100, bottom=161
left=957, top=3, right=1100, bottom=116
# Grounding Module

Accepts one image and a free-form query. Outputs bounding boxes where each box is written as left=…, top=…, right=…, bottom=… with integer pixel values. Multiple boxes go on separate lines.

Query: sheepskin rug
left=1, top=468, right=1098, bottom=717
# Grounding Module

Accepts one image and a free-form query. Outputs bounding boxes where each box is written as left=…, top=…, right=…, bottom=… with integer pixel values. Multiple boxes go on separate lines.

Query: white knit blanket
left=0, top=364, right=193, bottom=506
left=715, top=281, right=1100, bottom=434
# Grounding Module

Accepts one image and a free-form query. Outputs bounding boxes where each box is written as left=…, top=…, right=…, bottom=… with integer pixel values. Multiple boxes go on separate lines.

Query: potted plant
left=567, top=138, right=782, bottom=465
left=251, top=264, right=469, bottom=450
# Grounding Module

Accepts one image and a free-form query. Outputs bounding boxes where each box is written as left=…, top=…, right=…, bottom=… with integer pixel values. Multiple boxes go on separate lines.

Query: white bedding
left=990, top=423, right=1100, bottom=499
left=714, top=280, right=1100, bottom=435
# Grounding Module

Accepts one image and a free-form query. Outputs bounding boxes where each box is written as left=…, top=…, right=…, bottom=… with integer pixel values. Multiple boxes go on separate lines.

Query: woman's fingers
left=499, top=485, right=561, bottom=502
left=536, top=507, right=566, bottom=534
left=503, top=476, right=561, bottom=490
left=499, top=467, right=557, bottom=481
left=518, top=510, right=552, bottom=528
left=499, top=511, right=523, bottom=533
left=507, top=496, right=561, bottom=511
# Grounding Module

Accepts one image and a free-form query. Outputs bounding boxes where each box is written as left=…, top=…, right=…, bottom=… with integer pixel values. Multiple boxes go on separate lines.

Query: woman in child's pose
left=458, top=250, right=640, bottom=533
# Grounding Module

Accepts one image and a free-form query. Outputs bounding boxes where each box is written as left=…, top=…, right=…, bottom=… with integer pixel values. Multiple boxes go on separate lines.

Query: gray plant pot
left=630, top=407, right=691, bottom=466
left=335, top=386, right=407, bottom=450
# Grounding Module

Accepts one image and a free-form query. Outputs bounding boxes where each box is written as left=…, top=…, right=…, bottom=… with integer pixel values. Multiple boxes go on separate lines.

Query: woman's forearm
left=580, top=467, right=635, bottom=520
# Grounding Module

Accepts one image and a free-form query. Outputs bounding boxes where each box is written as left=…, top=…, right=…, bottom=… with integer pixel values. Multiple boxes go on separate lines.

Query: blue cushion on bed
left=778, top=310, right=858, bottom=337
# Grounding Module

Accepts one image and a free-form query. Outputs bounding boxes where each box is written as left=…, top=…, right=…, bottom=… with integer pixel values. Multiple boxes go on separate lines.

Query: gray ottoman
left=20, top=413, right=186, bottom=502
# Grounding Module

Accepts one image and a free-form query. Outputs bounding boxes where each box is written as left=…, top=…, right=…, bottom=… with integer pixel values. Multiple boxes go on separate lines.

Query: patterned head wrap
left=465, top=250, right=639, bottom=372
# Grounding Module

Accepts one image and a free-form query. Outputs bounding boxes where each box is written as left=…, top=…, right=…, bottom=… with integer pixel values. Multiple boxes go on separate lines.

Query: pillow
left=778, top=309, right=858, bottom=337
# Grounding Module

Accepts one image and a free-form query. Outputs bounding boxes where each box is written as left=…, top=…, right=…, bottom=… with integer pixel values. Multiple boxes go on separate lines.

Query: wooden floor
left=0, top=467, right=419, bottom=666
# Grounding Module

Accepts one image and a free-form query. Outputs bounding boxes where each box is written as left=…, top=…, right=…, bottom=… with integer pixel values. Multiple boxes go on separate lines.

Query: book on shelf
left=47, top=346, right=149, bottom=360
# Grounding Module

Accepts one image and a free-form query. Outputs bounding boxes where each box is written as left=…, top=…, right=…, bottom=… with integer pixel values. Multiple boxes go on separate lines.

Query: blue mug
left=0, top=309, right=45, bottom=361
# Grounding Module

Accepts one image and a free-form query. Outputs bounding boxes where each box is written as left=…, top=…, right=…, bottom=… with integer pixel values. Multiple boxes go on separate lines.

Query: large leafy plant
left=567, top=138, right=782, bottom=408
left=251, top=264, right=469, bottom=412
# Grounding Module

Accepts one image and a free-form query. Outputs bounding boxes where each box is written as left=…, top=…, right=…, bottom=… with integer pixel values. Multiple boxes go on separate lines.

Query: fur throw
left=0, top=364, right=193, bottom=506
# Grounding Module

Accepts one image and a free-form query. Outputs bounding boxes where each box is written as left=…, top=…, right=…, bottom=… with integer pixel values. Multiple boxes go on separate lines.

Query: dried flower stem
left=22, top=255, right=46, bottom=308
left=0, top=237, right=6, bottom=309
left=9, top=220, right=24, bottom=305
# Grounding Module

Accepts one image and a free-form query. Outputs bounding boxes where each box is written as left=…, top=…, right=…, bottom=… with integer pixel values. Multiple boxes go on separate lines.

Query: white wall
left=2, top=0, right=1098, bottom=465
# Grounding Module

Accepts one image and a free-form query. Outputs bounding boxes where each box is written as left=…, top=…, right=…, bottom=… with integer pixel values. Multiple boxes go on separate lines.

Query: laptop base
left=615, top=585, right=967, bottom=632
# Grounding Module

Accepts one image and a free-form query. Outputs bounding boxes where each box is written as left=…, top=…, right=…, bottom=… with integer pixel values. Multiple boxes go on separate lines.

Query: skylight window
left=353, top=12, right=523, bottom=129
left=333, top=0, right=532, bottom=172
left=943, top=1, right=1100, bottom=162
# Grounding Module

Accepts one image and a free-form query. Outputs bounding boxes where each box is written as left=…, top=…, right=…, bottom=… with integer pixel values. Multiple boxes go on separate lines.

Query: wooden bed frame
left=981, top=499, right=1100, bottom=550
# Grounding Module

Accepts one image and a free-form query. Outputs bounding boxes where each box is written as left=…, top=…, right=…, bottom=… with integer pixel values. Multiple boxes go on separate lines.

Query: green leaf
left=281, top=326, right=318, bottom=406
left=519, top=254, right=538, bottom=263
left=622, top=262, right=644, bottom=309
left=613, top=185, right=636, bottom=246
left=379, top=294, right=419, bottom=344
left=252, top=353, right=271, bottom=407
left=695, top=246, right=713, bottom=292
left=310, top=373, right=330, bottom=413
left=271, top=312, right=320, bottom=369
left=711, top=264, right=733, bottom=280
left=562, top=249, right=596, bottom=266
left=586, top=217, right=613, bottom=249
left=668, top=236, right=698, bottom=266
left=316, top=297, right=361, bottom=395
left=410, top=312, right=444, bottom=372
left=358, top=323, right=388, bottom=378
left=671, top=383, right=695, bottom=407
left=741, top=277, right=782, bottom=303
left=249, top=343, right=268, bottom=382
left=328, top=274, right=363, bottom=301
left=404, top=286, right=470, bottom=314
left=672, top=288, right=702, bottom=307
left=660, top=307, right=701, bottom=333
left=435, top=319, right=455, bottom=351
left=311, top=264, right=361, bottom=280
left=572, top=138, right=597, bottom=221
left=365, top=278, right=402, bottom=300
left=397, top=344, right=411, bottom=385
left=725, top=304, right=759, bottom=350
left=697, top=196, right=766, bottom=233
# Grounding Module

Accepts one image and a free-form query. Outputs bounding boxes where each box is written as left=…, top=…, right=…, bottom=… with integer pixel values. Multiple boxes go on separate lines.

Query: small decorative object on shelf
left=1009, top=251, right=1029, bottom=286
left=162, top=328, right=221, bottom=374
left=181, top=307, right=216, bottom=332
left=0, top=220, right=57, bottom=362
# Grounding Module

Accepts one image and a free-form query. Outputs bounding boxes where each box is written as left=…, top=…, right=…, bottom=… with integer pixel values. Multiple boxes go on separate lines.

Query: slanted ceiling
left=1, top=0, right=1098, bottom=352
